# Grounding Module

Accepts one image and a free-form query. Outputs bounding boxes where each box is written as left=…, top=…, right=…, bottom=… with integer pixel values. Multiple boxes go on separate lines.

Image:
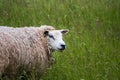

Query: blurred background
left=0, top=0, right=120, bottom=80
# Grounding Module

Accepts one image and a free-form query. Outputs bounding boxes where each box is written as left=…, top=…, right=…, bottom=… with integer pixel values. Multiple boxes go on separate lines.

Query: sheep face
left=44, top=29, right=69, bottom=51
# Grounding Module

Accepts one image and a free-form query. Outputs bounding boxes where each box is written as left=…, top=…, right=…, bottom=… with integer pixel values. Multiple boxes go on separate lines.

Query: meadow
left=0, top=0, right=120, bottom=80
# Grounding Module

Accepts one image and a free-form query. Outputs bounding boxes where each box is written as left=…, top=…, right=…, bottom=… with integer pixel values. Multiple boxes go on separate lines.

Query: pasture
left=0, top=0, right=120, bottom=80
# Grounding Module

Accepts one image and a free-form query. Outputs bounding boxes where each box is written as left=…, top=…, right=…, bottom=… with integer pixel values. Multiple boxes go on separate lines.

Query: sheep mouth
left=57, top=48, right=65, bottom=52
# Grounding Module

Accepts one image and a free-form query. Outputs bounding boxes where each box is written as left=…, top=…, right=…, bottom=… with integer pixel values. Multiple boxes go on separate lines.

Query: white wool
left=0, top=26, right=55, bottom=75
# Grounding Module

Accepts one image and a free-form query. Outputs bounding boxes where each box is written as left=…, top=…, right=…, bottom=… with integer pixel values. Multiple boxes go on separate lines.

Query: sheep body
left=0, top=26, right=54, bottom=75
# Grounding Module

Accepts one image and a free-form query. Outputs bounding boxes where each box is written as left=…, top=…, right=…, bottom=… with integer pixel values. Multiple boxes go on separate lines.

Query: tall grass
left=0, top=0, right=120, bottom=80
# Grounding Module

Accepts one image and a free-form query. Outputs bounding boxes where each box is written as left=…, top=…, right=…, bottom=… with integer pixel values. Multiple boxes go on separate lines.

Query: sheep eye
left=49, top=35, right=55, bottom=40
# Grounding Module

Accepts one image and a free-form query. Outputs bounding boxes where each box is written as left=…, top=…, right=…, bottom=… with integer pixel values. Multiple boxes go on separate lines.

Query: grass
left=0, top=0, right=120, bottom=80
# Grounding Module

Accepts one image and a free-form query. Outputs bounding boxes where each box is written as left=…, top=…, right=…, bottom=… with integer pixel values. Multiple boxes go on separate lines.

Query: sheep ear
left=61, top=29, right=69, bottom=34
left=44, top=31, right=49, bottom=37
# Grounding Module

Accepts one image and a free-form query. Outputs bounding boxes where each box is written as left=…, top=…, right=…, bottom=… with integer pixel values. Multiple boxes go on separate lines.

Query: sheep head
left=44, top=29, right=69, bottom=51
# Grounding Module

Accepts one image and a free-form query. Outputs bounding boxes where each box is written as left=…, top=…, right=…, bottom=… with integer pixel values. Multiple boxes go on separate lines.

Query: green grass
left=0, top=0, right=120, bottom=80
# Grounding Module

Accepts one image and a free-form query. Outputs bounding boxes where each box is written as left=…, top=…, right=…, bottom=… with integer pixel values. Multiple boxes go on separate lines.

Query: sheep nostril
left=60, top=44, right=65, bottom=50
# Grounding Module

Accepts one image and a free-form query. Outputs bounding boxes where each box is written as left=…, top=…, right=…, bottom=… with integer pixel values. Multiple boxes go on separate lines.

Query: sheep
left=0, top=25, right=69, bottom=76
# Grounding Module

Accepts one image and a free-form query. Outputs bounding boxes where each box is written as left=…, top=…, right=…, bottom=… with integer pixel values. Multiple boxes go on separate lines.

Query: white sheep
left=0, top=25, right=69, bottom=76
